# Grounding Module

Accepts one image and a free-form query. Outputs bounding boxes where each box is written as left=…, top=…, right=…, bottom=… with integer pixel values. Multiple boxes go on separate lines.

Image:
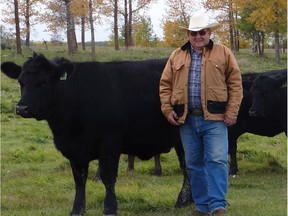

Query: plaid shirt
left=188, top=48, right=202, bottom=109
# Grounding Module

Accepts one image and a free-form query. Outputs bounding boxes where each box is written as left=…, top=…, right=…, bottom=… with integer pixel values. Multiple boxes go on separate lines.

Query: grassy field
left=1, top=46, right=287, bottom=216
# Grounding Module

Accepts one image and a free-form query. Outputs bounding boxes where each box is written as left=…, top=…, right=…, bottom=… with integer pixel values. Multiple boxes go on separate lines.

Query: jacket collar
left=181, top=39, right=214, bottom=51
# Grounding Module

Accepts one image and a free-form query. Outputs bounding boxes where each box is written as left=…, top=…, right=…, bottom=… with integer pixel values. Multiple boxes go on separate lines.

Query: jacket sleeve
left=159, top=54, right=174, bottom=118
left=225, top=48, right=243, bottom=117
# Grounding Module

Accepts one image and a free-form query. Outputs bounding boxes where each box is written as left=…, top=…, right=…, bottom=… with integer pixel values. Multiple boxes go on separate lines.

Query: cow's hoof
left=153, top=169, right=162, bottom=176
left=70, top=209, right=85, bottom=216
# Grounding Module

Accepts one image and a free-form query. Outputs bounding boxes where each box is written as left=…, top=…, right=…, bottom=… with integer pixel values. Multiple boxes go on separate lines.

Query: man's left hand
left=224, top=115, right=237, bottom=127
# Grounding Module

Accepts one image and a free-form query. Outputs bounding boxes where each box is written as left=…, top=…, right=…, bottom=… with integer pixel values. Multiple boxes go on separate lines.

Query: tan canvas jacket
left=159, top=40, right=243, bottom=124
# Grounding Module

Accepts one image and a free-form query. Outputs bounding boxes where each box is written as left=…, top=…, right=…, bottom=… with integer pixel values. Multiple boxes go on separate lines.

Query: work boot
left=212, top=208, right=227, bottom=215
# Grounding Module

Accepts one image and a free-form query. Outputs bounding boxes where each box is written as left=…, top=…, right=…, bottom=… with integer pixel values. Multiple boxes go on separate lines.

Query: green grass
left=1, top=46, right=287, bottom=216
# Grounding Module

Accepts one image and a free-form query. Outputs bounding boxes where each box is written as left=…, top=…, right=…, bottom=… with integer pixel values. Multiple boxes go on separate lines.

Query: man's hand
left=224, top=115, right=237, bottom=127
left=167, top=111, right=180, bottom=126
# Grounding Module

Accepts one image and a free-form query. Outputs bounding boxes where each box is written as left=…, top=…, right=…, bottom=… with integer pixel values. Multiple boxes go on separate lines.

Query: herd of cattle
left=1, top=53, right=286, bottom=216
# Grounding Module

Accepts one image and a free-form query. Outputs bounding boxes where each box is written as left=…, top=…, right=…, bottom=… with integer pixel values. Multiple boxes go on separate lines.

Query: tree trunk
left=14, top=0, right=22, bottom=55
left=128, top=0, right=133, bottom=46
left=229, top=11, right=234, bottom=51
left=235, top=29, right=240, bottom=52
left=260, top=31, right=264, bottom=56
left=114, top=0, right=119, bottom=50
left=64, top=0, right=77, bottom=55
left=89, top=0, right=96, bottom=55
left=25, top=0, right=30, bottom=48
left=81, top=16, right=86, bottom=51
left=124, top=0, right=129, bottom=50
left=228, top=0, right=234, bottom=51
left=252, top=33, right=257, bottom=53
left=275, top=30, right=280, bottom=63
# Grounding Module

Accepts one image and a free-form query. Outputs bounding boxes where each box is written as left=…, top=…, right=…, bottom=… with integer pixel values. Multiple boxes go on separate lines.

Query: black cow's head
left=1, top=53, right=74, bottom=120
left=249, top=74, right=287, bottom=117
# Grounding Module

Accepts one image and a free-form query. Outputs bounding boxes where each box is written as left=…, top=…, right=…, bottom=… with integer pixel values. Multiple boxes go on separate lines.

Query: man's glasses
left=189, top=30, right=207, bottom=36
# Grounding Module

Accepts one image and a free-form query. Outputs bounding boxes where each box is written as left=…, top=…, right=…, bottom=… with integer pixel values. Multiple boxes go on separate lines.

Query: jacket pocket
left=207, top=100, right=226, bottom=114
left=172, top=63, right=185, bottom=73
left=207, top=86, right=227, bottom=114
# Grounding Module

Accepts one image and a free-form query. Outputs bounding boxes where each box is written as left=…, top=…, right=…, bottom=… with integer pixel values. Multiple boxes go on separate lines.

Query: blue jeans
left=179, top=114, right=228, bottom=214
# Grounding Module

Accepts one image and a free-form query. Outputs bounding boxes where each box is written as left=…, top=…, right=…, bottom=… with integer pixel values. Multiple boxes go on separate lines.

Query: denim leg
left=180, top=114, right=209, bottom=214
left=202, top=120, right=228, bottom=213
left=179, top=115, right=228, bottom=214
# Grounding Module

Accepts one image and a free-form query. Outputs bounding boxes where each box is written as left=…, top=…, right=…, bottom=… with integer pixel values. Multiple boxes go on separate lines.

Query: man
left=159, top=14, right=243, bottom=215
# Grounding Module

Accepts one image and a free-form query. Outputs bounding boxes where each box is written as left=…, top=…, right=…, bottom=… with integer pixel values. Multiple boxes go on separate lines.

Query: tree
left=73, top=0, right=88, bottom=50
left=118, top=0, right=154, bottom=49
left=64, top=0, right=77, bottom=54
left=114, top=0, right=119, bottom=50
left=14, top=0, right=22, bottom=55
left=88, top=0, right=96, bottom=55
left=2, top=0, right=43, bottom=47
left=134, top=16, right=158, bottom=47
left=203, top=0, right=239, bottom=52
left=237, top=5, right=264, bottom=55
left=22, top=0, right=43, bottom=47
left=42, top=0, right=67, bottom=41
left=0, top=25, right=14, bottom=49
left=163, top=20, right=186, bottom=47
left=245, top=0, right=287, bottom=62
left=162, top=0, right=198, bottom=47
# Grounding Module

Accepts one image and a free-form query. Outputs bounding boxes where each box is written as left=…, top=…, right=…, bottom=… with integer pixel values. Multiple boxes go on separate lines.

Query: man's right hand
left=167, top=111, right=180, bottom=126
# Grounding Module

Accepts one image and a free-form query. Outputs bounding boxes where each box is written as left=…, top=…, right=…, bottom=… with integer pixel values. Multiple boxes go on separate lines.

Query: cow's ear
left=1, top=62, right=22, bottom=79
left=59, top=62, right=75, bottom=80
left=52, top=58, right=75, bottom=81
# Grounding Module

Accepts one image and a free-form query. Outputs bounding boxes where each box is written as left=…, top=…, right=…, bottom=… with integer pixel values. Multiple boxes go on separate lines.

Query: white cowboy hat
left=179, top=14, right=219, bottom=31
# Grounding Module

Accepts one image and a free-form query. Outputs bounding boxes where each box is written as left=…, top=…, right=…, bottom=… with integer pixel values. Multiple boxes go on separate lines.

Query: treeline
left=1, top=0, right=287, bottom=62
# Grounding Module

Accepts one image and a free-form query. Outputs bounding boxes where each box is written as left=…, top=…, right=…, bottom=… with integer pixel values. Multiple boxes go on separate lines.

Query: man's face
left=187, top=29, right=211, bottom=51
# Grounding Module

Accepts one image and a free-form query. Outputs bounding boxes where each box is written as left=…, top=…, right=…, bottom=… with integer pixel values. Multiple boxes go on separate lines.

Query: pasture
left=1, top=46, right=287, bottom=216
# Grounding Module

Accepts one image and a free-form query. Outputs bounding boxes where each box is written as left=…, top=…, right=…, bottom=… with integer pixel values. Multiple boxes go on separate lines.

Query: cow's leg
left=127, top=155, right=135, bottom=172
left=100, top=154, right=120, bottom=216
left=153, top=154, right=162, bottom=176
left=70, top=161, right=88, bottom=216
left=173, top=142, right=193, bottom=207
left=228, top=136, right=239, bottom=176
left=99, top=137, right=121, bottom=216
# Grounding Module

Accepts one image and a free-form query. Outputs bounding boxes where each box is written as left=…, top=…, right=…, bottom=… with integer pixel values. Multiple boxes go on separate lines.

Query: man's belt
left=189, top=108, right=203, bottom=116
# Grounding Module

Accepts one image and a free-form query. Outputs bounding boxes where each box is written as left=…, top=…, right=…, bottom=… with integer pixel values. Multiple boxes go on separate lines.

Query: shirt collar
left=181, top=39, right=214, bottom=52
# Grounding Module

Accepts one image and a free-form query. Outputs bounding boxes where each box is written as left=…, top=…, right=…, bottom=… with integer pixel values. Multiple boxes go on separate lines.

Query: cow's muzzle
left=16, top=104, right=30, bottom=117
left=249, top=108, right=264, bottom=118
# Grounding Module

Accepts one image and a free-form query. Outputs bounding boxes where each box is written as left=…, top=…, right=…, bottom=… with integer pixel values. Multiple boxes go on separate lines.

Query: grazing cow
left=1, top=54, right=193, bottom=216
left=228, top=69, right=287, bottom=175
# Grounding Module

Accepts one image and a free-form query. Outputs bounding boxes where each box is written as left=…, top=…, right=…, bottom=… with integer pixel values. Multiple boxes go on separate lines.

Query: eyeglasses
left=189, top=30, right=207, bottom=36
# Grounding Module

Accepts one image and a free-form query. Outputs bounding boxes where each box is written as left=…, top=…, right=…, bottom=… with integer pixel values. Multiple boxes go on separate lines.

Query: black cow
left=249, top=70, right=287, bottom=131
left=1, top=54, right=192, bottom=216
left=228, top=69, right=287, bottom=175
